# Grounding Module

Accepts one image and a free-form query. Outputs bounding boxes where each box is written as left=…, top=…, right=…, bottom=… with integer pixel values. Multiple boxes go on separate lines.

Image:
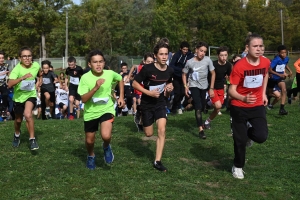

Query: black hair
left=160, top=37, right=169, bottom=45
left=195, top=41, right=208, bottom=49
left=217, top=46, right=228, bottom=55
left=153, top=42, right=169, bottom=55
left=245, top=33, right=263, bottom=46
left=180, top=41, right=190, bottom=49
left=277, top=45, right=287, bottom=52
left=0, top=50, right=5, bottom=56
left=120, top=63, right=128, bottom=68
left=143, top=52, right=154, bottom=61
left=67, top=56, right=76, bottom=63
left=18, top=46, right=32, bottom=57
left=41, top=60, right=52, bottom=67
left=87, top=49, right=105, bottom=63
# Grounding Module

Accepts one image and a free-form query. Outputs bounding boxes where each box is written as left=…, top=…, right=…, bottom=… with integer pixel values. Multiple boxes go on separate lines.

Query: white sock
left=29, top=137, right=35, bottom=140
left=15, top=133, right=20, bottom=137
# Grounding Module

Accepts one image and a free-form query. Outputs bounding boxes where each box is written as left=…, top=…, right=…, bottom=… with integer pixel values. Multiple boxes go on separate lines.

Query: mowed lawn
left=0, top=102, right=300, bottom=199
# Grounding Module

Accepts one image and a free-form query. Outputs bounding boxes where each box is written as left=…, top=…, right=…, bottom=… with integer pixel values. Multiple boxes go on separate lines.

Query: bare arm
left=128, top=65, right=137, bottom=79
left=7, top=73, right=32, bottom=88
left=81, top=79, right=105, bottom=103
left=268, top=67, right=286, bottom=78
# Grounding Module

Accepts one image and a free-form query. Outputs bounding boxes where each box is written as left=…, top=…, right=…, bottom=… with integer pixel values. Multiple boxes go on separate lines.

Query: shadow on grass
left=71, top=145, right=112, bottom=170
left=119, top=136, right=154, bottom=162
left=190, top=143, right=232, bottom=172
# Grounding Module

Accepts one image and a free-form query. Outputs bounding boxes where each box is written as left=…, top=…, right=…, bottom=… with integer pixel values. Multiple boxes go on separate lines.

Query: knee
left=157, top=128, right=166, bottom=138
left=24, top=112, right=33, bottom=121
left=255, top=134, right=268, bottom=144
left=86, top=137, right=95, bottom=145
left=144, top=130, right=153, bottom=137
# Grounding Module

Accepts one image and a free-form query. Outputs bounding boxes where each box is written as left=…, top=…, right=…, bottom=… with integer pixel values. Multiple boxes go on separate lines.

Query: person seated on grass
left=229, top=33, right=270, bottom=180
left=78, top=49, right=125, bottom=170
left=267, top=45, right=293, bottom=115
left=132, top=42, right=174, bottom=172
left=8, top=46, right=41, bottom=151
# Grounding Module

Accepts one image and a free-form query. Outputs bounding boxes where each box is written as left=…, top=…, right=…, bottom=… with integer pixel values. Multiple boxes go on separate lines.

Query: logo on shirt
left=151, top=75, right=157, bottom=79
left=74, top=71, right=77, bottom=75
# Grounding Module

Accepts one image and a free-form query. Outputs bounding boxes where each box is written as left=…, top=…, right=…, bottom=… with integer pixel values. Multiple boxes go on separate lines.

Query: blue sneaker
left=103, top=144, right=114, bottom=164
left=86, top=156, right=96, bottom=170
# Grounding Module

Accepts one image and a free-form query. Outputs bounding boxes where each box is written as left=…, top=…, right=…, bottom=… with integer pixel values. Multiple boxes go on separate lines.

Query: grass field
left=0, top=101, right=300, bottom=199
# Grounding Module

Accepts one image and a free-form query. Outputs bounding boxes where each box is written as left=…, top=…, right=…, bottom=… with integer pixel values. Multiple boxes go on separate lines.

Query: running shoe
left=279, top=109, right=288, bottom=115
left=153, top=161, right=167, bottom=172
left=103, top=144, right=114, bottom=164
left=232, top=166, right=245, bottom=179
left=86, top=156, right=96, bottom=170
left=30, top=139, right=39, bottom=150
left=199, top=130, right=206, bottom=139
left=12, top=135, right=20, bottom=147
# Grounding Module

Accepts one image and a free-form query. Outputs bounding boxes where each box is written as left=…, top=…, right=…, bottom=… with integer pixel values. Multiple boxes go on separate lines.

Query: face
left=60, top=73, right=64, bottom=77
left=88, top=55, right=105, bottom=74
left=181, top=47, right=189, bottom=55
left=143, top=57, right=154, bottom=65
left=154, top=47, right=168, bottom=65
left=121, top=65, right=128, bottom=73
left=195, top=46, right=207, bottom=60
left=279, top=49, right=287, bottom=59
left=19, top=50, right=32, bottom=66
left=246, top=38, right=263, bottom=58
left=0, top=54, right=4, bottom=65
left=42, top=64, right=50, bottom=74
left=218, top=51, right=228, bottom=64
left=68, top=61, right=76, bottom=69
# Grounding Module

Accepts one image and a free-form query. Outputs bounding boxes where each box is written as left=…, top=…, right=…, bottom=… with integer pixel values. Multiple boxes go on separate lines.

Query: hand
left=243, top=92, right=257, bottom=104
left=117, top=97, right=125, bottom=108
left=209, top=89, right=215, bottom=98
left=185, top=87, right=190, bottom=97
left=149, top=88, right=160, bottom=98
left=288, top=72, right=293, bottom=78
left=263, top=94, right=268, bottom=106
left=22, top=73, right=32, bottom=80
left=95, top=78, right=105, bottom=89
left=280, top=73, right=287, bottom=79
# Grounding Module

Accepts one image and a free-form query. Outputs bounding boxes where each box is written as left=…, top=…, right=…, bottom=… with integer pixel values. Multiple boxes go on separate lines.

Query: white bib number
left=0, top=70, right=6, bottom=79
left=275, top=64, right=285, bottom=72
left=70, top=77, right=79, bottom=85
left=243, top=74, right=263, bottom=88
left=149, top=83, right=166, bottom=94
left=43, top=78, right=50, bottom=84
left=20, top=80, right=35, bottom=91
left=91, top=97, right=109, bottom=105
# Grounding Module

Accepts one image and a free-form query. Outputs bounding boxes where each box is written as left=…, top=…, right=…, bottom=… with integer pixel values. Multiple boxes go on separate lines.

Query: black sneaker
left=12, top=135, right=20, bottom=147
left=279, top=109, right=288, bottom=115
left=199, top=130, right=206, bottom=139
left=153, top=161, right=167, bottom=172
left=137, top=124, right=144, bottom=132
left=30, top=139, right=39, bottom=150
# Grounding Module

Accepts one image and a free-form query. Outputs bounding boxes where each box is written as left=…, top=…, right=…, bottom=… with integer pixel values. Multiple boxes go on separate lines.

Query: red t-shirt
left=230, top=56, right=270, bottom=107
left=134, top=64, right=144, bottom=95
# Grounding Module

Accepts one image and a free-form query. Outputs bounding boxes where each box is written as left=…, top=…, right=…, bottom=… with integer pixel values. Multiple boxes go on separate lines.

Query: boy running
left=229, top=34, right=270, bottom=179
left=56, top=82, right=69, bottom=118
left=204, top=46, right=231, bottom=129
left=8, top=47, right=40, bottom=150
left=132, top=42, right=173, bottom=172
left=78, top=50, right=125, bottom=170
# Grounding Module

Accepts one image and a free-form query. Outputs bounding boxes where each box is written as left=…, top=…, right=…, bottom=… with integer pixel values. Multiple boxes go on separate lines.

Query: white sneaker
left=218, top=111, right=222, bottom=115
left=177, top=109, right=183, bottom=114
left=246, top=138, right=254, bottom=147
left=232, top=166, right=245, bottom=179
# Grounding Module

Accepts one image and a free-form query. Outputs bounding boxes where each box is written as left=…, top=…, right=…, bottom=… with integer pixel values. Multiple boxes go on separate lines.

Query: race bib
left=70, top=76, right=79, bottom=85
left=20, top=80, right=35, bottom=91
left=43, top=78, right=50, bottom=84
left=275, top=64, right=285, bottom=72
left=91, top=97, right=109, bottom=105
left=149, top=83, right=166, bottom=94
left=0, top=70, right=6, bottom=79
left=243, top=74, right=263, bottom=88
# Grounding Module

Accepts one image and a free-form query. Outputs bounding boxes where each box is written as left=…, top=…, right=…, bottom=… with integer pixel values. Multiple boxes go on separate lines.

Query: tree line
left=0, top=0, right=299, bottom=59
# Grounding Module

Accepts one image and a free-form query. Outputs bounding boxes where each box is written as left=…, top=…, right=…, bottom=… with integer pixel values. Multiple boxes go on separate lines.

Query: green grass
left=1, top=103, right=300, bottom=199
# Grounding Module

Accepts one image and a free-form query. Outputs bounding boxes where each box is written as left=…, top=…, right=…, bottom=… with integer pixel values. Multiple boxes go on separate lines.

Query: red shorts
left=210, top=89, right=225, bottom=104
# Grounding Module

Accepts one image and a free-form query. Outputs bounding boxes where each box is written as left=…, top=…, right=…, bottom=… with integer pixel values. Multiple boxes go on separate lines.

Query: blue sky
left=73, top=0, right=81, bottom=5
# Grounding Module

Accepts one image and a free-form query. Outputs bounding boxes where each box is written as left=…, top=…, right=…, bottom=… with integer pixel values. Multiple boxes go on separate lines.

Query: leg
left=278, top=81, right=287, bottom=105
left=75, top=100, right=80, bottom=119
left=85, top=132, right=96, bottom=156
left=189, top=87, right=204, bottom=132
left=171, top=77, right=182, bottom=113
left=24, top=101, right=35, bottom=139
left=155, top=118, right=167, bottom=161
left=247, top=107, right=268, bottom=144
left=99, top=114, right=114, bottom=164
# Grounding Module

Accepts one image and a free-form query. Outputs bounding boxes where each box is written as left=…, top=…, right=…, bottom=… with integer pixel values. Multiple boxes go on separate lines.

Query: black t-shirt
left=210, top=61, right=232, bottom=89
left=41, top=71, right=56, bottom=92
left=66, top=65, right=83, bottom=89
left=134, top=63, right=173, bottom=109
left=83, top=67, right=91, bottom=74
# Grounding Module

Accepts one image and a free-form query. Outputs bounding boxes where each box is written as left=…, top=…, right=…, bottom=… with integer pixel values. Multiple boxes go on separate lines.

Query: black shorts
left=13, top=97, right=37, bottom=115
left=36, top=104, right=41, bottom=109
left=267, top=79, right=283, bottom=89
left=58, top=102, right=66, bottom=109
left=84, top=113, right=114, bottom=132
left=41, top=89, right=55, bottom=103
left=141, top=105, right=167, bottom=127
left=69, top=88, right=81, bottom=101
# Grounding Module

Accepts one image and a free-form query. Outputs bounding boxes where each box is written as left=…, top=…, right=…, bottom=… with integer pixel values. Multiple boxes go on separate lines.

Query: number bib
left=91, top=97, right=109, bottom=105
left=70, top=76, right=79, bottom=85
left=243, top=74, right=263, bottom=88
left=43, top=78, right=50, bottom=84
left=149, top=83, right=166, bottom=94
left=20, top=80, right=35, bottom=91
left=0, top=70, right=6, bottom=79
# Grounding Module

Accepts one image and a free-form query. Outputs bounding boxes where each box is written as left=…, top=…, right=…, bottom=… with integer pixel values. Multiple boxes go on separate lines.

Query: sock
left=267, top=96, right=271, bottom=103
left=280, top=104, right=284, bottom=109
left=15, top=133, right=20, bottom=137
left=205, top=118, right=211, bottom=124
left=29, top=137, right=35, bottom=140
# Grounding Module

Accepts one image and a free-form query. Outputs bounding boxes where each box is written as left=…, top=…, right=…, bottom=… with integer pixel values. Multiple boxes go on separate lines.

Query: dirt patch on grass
left=179, top=157, right=221, bottom=167
left=257, top=192, right=267, bottom=198
left=142, top=136, right=157, bottom=141
left=205, top=182, right=220, bottom=188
